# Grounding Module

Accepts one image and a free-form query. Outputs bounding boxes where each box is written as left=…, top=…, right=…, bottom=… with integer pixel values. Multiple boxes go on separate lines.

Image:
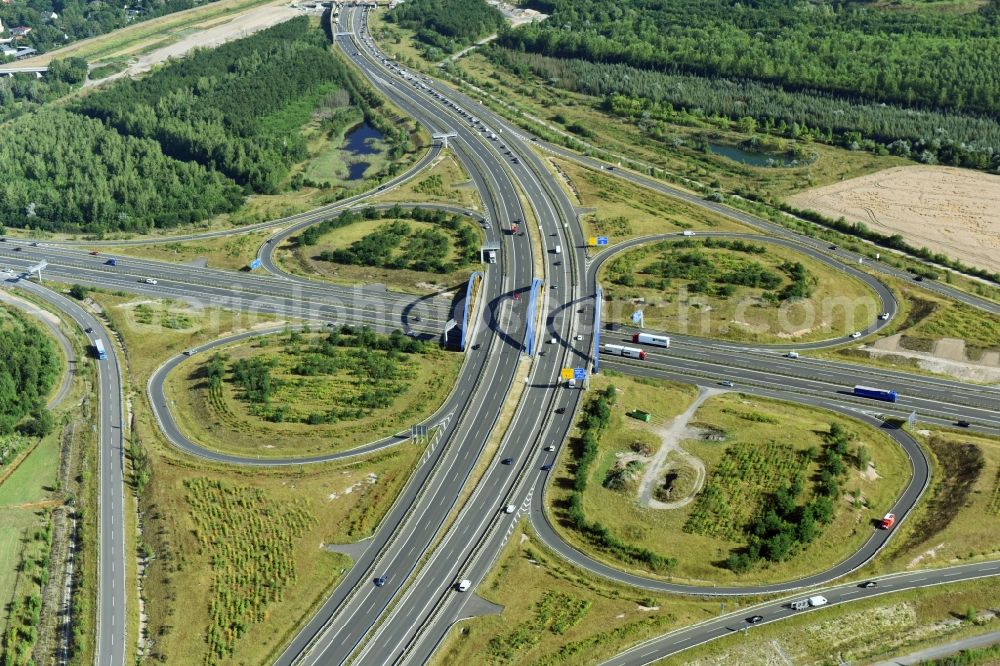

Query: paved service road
left=10, top=279, right=127, bottom=666
left=600, top=560, right=1000, bottom=666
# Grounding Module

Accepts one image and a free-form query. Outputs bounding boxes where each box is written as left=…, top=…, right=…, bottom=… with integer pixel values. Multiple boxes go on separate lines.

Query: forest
left=0, top=308, right=59, bottom=437
left=1, top=18, right=379, bottom=234
left=0, top=58, right=88, bottom=123
left=0, top=0, right=222, bottom=56
left=486, top=48, right=1000, bottom=172
left=511, top=0, right=1000, bottom=117
left=386, top=0, right=505, bottom=56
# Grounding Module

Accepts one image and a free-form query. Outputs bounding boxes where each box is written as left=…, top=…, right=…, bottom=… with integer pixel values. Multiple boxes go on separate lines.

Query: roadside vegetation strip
left=162, top=325, right=462, bottom=459
left=549, top=373, right=913, bottom=586
left=430, top=523, right=726, bottom=666
left=651, top=576, right=1000, bottom=666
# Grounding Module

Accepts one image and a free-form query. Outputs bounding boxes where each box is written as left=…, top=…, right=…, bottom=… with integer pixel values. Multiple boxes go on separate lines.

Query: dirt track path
left=637, top=387, right=721, bottom=510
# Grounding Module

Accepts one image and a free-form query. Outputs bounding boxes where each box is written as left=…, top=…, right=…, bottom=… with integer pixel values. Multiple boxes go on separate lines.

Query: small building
left=11, top=26, right=32, bottom=38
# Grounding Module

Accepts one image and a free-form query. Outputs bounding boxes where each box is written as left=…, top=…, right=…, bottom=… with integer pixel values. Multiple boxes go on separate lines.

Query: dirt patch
left=896, top=438, right=983, bottom=558
left=636, top=388, right=718, bottom=510
left=860, top=341, right=1000, bottom=383
left=88, top=4, right=300, bottom=87
left=786, top=165, right=1000, bottom=273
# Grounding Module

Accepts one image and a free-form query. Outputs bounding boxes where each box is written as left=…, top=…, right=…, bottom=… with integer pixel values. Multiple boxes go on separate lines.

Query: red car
left=880, top=513, right=896, bottom=529
left=90, top=251, right=99, bottom=255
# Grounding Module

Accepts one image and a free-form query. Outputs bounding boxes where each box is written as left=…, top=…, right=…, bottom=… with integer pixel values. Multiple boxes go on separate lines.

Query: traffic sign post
left=249, top=258, right=263, bottom=270
left=573, top=368, right=586, bottom=382
left=596, top=236, right=608, bottom=246
left=560, top=368, right=574, bottom=381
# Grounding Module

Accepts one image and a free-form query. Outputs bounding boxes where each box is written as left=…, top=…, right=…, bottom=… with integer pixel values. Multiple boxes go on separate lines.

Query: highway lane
left=7, top=279, right=127, bottom=666
left=9, top=144, right=442, bottom=247
left=271, top=6, right=542, bottom=662
left=600, top=560, right=1000, bottom=666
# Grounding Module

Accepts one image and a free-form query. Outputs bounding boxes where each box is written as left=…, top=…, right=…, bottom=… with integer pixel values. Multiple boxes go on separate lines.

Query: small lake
left=343, top=122, right=383, bottom=156
left=347, top=162, right=369, bottom=180
left=708, top=143, right=797, bottom=167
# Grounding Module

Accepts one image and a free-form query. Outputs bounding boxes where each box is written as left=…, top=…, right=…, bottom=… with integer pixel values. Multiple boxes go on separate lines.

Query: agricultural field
left=599, top=238, right=879, bottom=343
left=432, top=523, right=727, bottom=666
left=91, top=230, right=274, bottom=272
left=548, top=374, right=910, bottom=586
left=88, top=290, right=427, bottom=664
left=551, top=158, right=750, bottom=244
left=163, top=325, right=463, bottom=458
left=276, top=207, right=482, bottom=295
left=878, top=428, right=1000, bottom=572
left=786, top=166, right=1000, bottom=275
left=659, top=577, right=1000, bottom=666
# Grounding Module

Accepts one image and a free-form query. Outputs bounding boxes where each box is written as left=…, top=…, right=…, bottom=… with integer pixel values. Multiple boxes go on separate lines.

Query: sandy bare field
left=787, top=165, right=1000, bottom=274
left=87, top=4, right=300, bottom=87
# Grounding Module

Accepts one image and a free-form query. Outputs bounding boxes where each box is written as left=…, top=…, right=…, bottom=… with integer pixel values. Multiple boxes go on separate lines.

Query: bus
left=93, top=339, right=107, bottom=360
left=853, top=385, right=897, bottom=402
left=602, top=344, right=646, bottom=360
left=632, top=333, right=670, bottom=348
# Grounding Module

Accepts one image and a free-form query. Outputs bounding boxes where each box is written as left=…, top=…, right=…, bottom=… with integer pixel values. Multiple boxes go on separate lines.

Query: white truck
left=488, top=250, right=497, bottom=264
left=554, top=245, right=561, bottom=254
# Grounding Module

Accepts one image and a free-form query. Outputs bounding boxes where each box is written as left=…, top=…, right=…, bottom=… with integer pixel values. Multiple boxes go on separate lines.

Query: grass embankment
left=600, top=238, right=879, bottom=343
left=877, top=428, right=1000, bottom=572
left=431, top=524, right=727, bottom=666
left=163, top=326, right=462, bottom=458
left=549, top=157, right=749, bottom=245
left=548, top=374, right=910, bottom=586
left=87, top=290, right=430, bottom=665
left=827, top=278, right=1000, bottom=381
left=275, top=207, right=482, bottom=295
left=91, top=230, right=274, bottom=271
left=658, top=577, right=1000, bottom=666
left=374, top=152, right=483, bottom=212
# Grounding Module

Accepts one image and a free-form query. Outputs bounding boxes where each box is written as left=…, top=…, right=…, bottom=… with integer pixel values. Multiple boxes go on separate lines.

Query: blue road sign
left=249, top=258, right=262, bottom=270
left=573, top=367, right=586, bottom=382
left=596, top=236, right=609, bottom=246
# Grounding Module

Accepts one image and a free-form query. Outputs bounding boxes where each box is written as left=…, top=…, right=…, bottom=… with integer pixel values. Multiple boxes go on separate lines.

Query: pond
left=341, top=122, right=384, bottom=181
left=343, top=122, right=383, bottom=156
left=708, top=142, right=797, bottom=167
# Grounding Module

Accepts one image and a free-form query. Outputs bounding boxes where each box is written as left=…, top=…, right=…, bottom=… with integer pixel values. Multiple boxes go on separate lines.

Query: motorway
left=2, top=3, right=998, bottom=664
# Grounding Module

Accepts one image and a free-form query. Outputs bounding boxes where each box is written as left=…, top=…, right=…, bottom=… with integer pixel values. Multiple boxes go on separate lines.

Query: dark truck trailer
left=853, top=385, right=898, bottom=402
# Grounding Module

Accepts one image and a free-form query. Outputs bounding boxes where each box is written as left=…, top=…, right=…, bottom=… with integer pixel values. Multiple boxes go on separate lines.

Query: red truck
left=880, top=513, right=896, bottom=529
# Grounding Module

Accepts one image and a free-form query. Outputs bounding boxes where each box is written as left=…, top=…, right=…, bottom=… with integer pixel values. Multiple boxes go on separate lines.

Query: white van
left=682, top=230, right=695, bottom=237
left=785, top=351, right=800, bottom=359
left=554, top=245, right=562, bottom=254
left=808, top=595, right=828, bottom=607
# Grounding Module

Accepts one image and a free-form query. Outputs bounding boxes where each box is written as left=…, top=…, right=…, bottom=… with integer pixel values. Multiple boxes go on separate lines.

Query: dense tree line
left=0, top=58, right=87, bottom=123
left=74, top=18, right=348, bottom=194
left=485, top=48, right=1000, bottom=172
left=386, top=0, right=505, bottom=55
left=510, top=0, right=1000, bottom=117
left=0, top=309, right=59, bottom=437
left=0, top=109, right=243, bottom=233
left=0, top=0, right=223, bottom=56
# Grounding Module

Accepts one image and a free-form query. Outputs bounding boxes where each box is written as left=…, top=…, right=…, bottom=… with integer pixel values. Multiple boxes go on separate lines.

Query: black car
left=746, top=615, right=764, bottom=624
left=555, top=407, right=565, bottom=414
left=374, top=576, right=387, bottom=587
left=914, top=275, right=925, bottom=282
left=829, top=244, right=837, bottom=250
left=501, top=458, right=513, bottom=465
left=85, top=327, right=94, bottom=334
left=859, top=581, right=878, bottom=588
left=472, top=343, right=481, bottom=350
left=957, top=420, right=970, bottom=428
left=541, top=464, right=552, bottom=471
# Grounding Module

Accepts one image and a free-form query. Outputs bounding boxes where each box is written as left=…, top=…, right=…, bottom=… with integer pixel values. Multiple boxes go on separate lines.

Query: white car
left=504, top=504, right=516, bottom=514
left=850, top=331, right=862, bottom=338
left=143, top=278, right=158, bottom=285
left=879, top=312, right=890, bottom=320
left=457, top=579, right=471, bottom=592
